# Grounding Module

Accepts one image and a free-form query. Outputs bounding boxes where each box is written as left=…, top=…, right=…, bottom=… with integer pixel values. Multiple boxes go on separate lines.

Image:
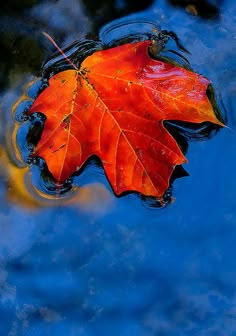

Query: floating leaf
left=28, top=40, right=223, bottom=198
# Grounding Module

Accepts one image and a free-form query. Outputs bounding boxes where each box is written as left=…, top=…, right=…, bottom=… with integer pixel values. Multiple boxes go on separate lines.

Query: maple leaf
left=28, top=40, right=223, bottom=198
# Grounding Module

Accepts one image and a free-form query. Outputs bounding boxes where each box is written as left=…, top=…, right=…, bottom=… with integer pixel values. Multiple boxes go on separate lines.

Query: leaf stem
left=42, top=32, right=78, bottom=70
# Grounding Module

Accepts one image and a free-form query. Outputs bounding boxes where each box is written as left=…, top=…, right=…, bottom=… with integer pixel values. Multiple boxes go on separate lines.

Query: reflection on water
left=0, top=0, right=236, bottom=335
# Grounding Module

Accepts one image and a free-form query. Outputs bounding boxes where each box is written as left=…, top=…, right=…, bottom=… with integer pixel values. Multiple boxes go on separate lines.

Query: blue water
left=0, top=0, right=236, bottom=335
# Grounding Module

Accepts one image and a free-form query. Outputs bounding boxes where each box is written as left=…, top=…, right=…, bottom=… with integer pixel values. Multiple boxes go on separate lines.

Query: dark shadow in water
left=0, top=0, right=44, bottom=90
left=0, top=0, right=38, bottom=14
left=0, top=27, right=43, bottom=89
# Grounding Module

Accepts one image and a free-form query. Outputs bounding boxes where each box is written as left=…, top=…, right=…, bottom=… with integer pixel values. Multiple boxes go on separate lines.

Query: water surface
left=0, top=0, right=236, bottom=335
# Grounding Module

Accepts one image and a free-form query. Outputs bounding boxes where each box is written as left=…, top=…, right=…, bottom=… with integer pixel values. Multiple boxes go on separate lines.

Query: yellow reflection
left=0, top=144, right=114, bottom=213
left=4, top=77, right=114, bottom=213
left=0, top=145, right=38, bottom=208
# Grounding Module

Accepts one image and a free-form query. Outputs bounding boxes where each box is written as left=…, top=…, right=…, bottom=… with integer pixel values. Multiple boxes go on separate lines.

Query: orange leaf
left=28, top=40, right=223, bottom=198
